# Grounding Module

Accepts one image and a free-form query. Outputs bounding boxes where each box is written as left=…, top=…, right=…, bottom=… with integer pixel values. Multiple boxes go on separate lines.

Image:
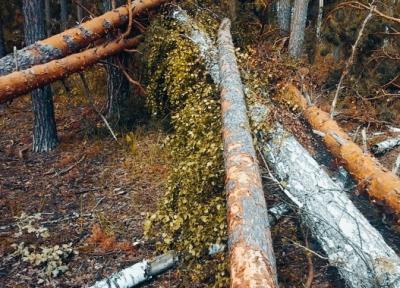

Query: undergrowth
left=141, top=11, right=228, bottom=287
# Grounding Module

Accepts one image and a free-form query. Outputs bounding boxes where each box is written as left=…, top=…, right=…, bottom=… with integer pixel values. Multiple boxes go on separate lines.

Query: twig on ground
left=54, top=155, right=86, bottom=177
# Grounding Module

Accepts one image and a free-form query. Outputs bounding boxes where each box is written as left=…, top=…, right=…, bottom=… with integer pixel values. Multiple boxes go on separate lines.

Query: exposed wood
left=217, top=18, right=277, bottom=288
left=282, top=83, right=400, bottom=215
left=0, top=36, right=142, bottom=104
left=0, top=0, right=166, bottom=76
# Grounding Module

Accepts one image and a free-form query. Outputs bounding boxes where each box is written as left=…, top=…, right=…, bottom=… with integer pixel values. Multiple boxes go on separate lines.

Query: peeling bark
left=0, top=0, right=165, bottom=76
left=371, top=137, right=400, bottom=155
left=258, top=124, right=400, bottom=288
left=218, top=18, right=277, bottom=288
left=88, top=252, right=178, bottom=288
left=282, top=84, right=400, bottom=215
left=0, top=36, right=142, bottom=104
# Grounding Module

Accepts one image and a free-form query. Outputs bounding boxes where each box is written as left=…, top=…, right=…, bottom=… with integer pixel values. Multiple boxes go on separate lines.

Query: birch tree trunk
left=316, top=0, right=323, bottom=40
left=288, top=0, right=310, bottom=58
left=218, top=18, right=277, bottom=288
left=23, top=0, right=58, bottom=152
left=280, top=83, right=400, bottom=215
left=276, top=0, right=291, bottom=34
left=0, top=36, right=142, bottom=104
left=0, top=0, right=165, bottom=76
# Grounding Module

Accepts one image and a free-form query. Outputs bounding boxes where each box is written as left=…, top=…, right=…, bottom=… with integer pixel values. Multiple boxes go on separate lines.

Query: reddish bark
left=218, top=19, right=277, bottom=288
left=0, top=0, right=166, bottom=76
left=0, top=36, right=142, bottom=104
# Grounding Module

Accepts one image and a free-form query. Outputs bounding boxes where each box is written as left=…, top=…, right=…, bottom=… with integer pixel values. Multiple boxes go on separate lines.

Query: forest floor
left=0, top=57, right=400, bottom=287
left=0, top=80, right=177, bottom=287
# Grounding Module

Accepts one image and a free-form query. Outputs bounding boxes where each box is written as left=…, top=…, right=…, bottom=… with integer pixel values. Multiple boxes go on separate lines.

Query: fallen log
left=171, top=10, right=400, bottom=286
left=217, top=19, right=277, bottom=288
left=88, top=202, right=290, bottom=288
left=0, top=0, right=165, bottom=76
left=280, top=84, right=400, bottom=214
left=0, top=36, right=142, bottom=104
left=371, top=136, right=400, bottom=155
left=258, top=123, right=400, bottom=288
left=88, top=251, right=178, bottom=288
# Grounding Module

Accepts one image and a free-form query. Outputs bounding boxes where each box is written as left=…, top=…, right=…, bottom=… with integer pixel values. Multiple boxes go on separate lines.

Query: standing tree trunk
left=23, top=0, right=58, bottom=152
left=103, top=0, right=131, bottom=125
left=44, top=0, right=52, bottom=36
left=288, top=0, right=310, bottom=58
left=276, top=0, right=291, bottom=34
left=60, top=0, right=68, bottom=31
left=0, top=19, right=5, bottom=57
left=76, top=0, right=84, bottom=22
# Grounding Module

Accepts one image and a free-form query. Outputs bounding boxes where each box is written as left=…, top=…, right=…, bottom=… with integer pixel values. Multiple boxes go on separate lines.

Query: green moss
left=141, top=13, right=228, bottom=287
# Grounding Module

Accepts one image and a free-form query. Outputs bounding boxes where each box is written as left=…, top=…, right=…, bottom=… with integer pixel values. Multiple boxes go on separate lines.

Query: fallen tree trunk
left=0, top=36, right=142, bottom=104
left=280, top=84, right=400, bottom=214
left=372, top=136, right=400, bottom=155
left=171, top=9, right=400, bottom=286
left=217, top=19, right=277, bottom=288
left=258, top=123, right=400, bottom=288
left=0, top=0, right=165, bottom=76
left=88, top=251, right=178, bottom=288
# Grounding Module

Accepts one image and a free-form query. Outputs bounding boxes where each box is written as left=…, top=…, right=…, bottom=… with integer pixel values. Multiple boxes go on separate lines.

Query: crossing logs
left=172, top=9, right=400, bottom=286
left=280, top=83, right=400, bottom=215
left=0, top=36, right=142, bottom=104
left=0, top=0, right=165, bottom=76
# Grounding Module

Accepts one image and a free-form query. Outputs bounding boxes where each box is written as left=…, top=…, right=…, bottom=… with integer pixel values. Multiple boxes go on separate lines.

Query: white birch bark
left=371, top=137, right=400, bottom=155
left=88, top=252, right=178, bottom=288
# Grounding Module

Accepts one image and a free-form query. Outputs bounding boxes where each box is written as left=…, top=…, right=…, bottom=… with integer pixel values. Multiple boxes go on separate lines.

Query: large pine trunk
left=276, top=0, right=291, bottom=33
left=103, top=0, right=131, bottom=125
left=288, top=0, right=309, bottom=58
left=23, top=0, right=58, bottom=152
left=0, top=36, right=142, bottom=104
left=0, top=0, right=165, bottom=76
